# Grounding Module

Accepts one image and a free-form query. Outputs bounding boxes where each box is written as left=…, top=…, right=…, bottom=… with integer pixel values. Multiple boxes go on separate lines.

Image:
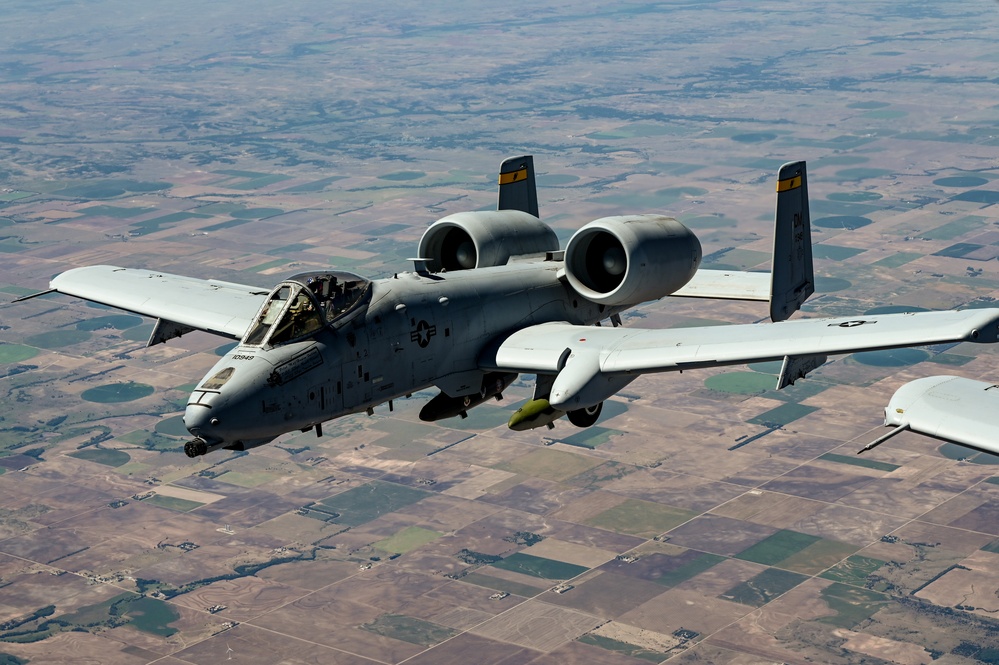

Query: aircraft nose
left=184, top=404, right=219, bottom=440
left=184, top=396, right=223, bottom=444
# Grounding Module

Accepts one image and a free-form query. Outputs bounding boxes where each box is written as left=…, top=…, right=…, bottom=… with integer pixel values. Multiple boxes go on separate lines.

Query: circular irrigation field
left=852, top=348, right=929, bottom=367
left=81, top=382, right=155, bottom=403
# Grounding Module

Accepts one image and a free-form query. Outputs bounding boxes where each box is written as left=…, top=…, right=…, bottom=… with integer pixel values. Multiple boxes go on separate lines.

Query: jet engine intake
left=418, top=210, right=559, bottom=272
left=564, top=215, right=702, bottom=306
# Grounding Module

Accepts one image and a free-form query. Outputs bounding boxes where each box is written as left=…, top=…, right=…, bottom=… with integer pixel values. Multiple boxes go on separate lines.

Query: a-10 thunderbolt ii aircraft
left=22, top=156, right=999, bottom=457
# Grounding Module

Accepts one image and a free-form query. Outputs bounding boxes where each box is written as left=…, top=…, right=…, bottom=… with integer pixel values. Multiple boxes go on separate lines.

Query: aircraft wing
left=858, top=376, right=999, bottom=456
left=481, top=309, right=999, bottom=410
left=50, top=265, right=269, bottom=342
left=670, top=269, right=770, bottom=301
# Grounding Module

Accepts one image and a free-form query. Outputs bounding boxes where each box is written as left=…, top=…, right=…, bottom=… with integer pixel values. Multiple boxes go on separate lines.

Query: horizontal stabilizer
left=671, top=269, right=770, bottom=301
left=671, top=162, right=813, bottom=319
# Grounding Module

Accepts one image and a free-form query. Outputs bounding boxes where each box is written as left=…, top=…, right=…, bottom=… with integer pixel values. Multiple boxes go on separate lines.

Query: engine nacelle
left=418, top=210, right=559, bottom=272
left=564, top=215, right=702, bottom=306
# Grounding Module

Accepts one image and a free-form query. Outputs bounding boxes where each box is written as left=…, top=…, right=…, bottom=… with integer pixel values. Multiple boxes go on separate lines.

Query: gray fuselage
left=183, top=258, right=614, bottom=451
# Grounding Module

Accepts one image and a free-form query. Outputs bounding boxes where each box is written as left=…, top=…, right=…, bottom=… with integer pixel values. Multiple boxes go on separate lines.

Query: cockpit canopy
left=242, top=270, right=370, bottom=347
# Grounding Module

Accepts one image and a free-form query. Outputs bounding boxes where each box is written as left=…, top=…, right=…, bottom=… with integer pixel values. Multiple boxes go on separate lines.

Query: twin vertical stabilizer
left=498, top=155, right=539, bottom=218
left=770, top=161, right=814, bottom=322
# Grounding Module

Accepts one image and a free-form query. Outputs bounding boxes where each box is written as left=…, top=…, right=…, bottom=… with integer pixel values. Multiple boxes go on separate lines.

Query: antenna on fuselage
left=498, top=155, right=539, bottom=218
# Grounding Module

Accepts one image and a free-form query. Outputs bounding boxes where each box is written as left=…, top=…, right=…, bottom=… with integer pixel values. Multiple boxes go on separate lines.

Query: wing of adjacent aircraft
left=859, top=376, right=999, bottom=456
left=481, top=308, right=999, bottom=411
left=49, top=265, right=269, bottom=343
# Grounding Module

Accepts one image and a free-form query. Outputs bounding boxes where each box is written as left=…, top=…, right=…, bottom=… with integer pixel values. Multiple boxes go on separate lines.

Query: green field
left=731, top=132, right=777, bottom=143
left=812, top=244, right=866, bottom=261
left=374, top=526, right=442, bottom=554
left=656, top=552, right=726, bottom=588
left=922, top=215, right=986, bottom=240
left=953, top=190, right=999, bottom=204
left=216, top=471, right=280, bottom=488
left=122, top=323, right=155, bottom=342
left=0, top=344, right=37, bottom=364
left=52, top=179, right=169, bottom=199
left=76, top=204, right=153, bottom=218
left=81, top=382, right=154, bottom=403
left=814, top=215, right=872, bottom=230
left=143, top=494, right=204, bottom=512
left=76, top=314, right=143, bottom=331
left=827, top=191, right=883, bottom=202
left=361, top=614, right=456, bottom=646
left=834, top=168, right=892, bottom=180
left=558, top=426, right=618, bottom=449
left=817, top=583, right=889, bottom=628
left=461, top=572, right=544, bottom=598
left=68, top=448, right=130, bottom=467
left=566, top=460, right=638, bottom=489
left=129, top=211, right=210, bottom=236
left=24, top=330, right=91, bottom=349
left=248, top=258, right=292, bottom=272
left=864, top=305, right=930, bottom=315
left=0, top=591, right=179, bottom=643
left=231, top=207, right=285, bottom=218
left=229, top=174, right=293, bottom=190
left=736, top=530, right=821, bottom=566
left=939, top=443, right=999, bottom=465
left=747, top=403, right=818, bottom=427
left=594, top=186, right=707, bottom=209
left=490, top=553, right=588, bottom=580
left=578, top=633, right=665, bottom=662
left=118, top=430, right=183, bottom=453
left=199, top=218, right=253, bottom=232
left=584, top=499, right=697, bottom=538
left=851, top=348, right=929, bottom=367
left=928, top=353, right=975, bottom=366
left=721, top=568, right=809, bottom=607
left=682, top=214, right=736, bottom=229
left=819, top=555, right=886, bottom=586
left=280, top=176, right=346, bottom=193
left=872, top=252, right=923, bottom=268
left=497, top=447, right=603, bottom=482
left=154, top=416, right=188, bottom=437
left=813, top=276, right=852, bottom=292
left=123, top=596, right=180, bottom=637
left=778, top=539, right=860, bottom=576
left=317, top=481, right=429, bottom=527
left=378, top=171, right=425, bottom=181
